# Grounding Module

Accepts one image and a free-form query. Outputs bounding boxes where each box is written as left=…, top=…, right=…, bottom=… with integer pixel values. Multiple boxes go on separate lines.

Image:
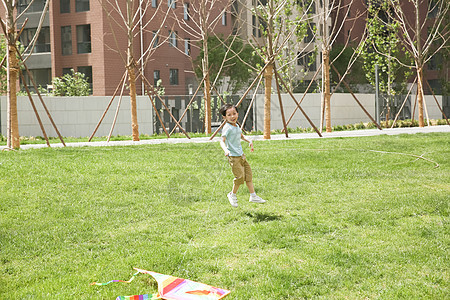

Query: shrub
left=366, top=122, right=376, bottom=129
left=355, top=122, right=365, bottom=129
left=52, top=69, right=90, bottom=96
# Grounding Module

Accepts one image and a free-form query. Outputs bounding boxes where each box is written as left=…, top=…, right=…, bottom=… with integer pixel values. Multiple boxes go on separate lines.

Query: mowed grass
left=0, top=133, right=448, bottom=299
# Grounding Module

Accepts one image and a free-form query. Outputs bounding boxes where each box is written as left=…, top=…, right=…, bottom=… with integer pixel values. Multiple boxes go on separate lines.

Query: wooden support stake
left=209, top=60, right=273, bottom=140
left=273, top=68, right=289, bottom=138
left=19, top=70, right=50, bottom=147
left=284, top=64, right=321, bottom=130
left=275, top=72, right=322, bottom=137
left=331, top=64, right=382, bottom=131
left=107, top=72, right=127, bottom=142
left=169, top=74, right=207, bottom=135
left=154, top=92, right=190, bottom=139
left=240, top=75, right=263, bottom=132
left=391, top=76, right=417, bottom=128
left=425, top=79, right=449, bottom=125
left=89, top=71, right=127, bottom=141
left=140, top=76, right=190, bottom=138
left=412, top=88, right=418, bottom=122
left=18, top=52, right=66, bottom=146
left=147, top=93, right=170, bottom=138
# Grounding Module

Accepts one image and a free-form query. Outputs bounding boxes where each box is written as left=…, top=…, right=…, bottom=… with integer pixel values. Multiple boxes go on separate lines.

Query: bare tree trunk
left=127, top=0, right=139, bottom=141
left=6, top=8, right=20, bottom=149
left=414, top=1, right=424, bottom=128
left=263, top=62, right=273, bottom=140
left=128, top=65, right=140, bottom=140
left=417, top=67, right=424, bottom=127
left=203, top=59, right=212, bottom=134
left=323, top=49, right=331, bottom=133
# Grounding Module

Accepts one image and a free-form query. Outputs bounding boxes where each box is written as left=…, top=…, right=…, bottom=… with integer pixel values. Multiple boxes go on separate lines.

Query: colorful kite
left=91, top=268, right=231, bottom=300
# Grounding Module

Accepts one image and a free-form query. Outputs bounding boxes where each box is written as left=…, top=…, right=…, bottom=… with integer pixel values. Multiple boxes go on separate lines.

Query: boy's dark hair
left=219, top=104, right=238, bottom=116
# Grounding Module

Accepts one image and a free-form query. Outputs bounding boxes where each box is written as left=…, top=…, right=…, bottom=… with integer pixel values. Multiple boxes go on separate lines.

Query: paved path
left=2, top=125, right=449, bottom=150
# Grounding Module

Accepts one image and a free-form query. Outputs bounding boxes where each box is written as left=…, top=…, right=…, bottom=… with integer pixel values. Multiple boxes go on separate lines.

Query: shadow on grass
left=244, top=212, right=282, bottom=223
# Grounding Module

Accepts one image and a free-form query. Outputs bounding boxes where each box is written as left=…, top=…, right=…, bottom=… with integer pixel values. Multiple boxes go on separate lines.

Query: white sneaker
left=227, top=192, right=238, bottom=207
left=249, top=195, right=266, bottom=203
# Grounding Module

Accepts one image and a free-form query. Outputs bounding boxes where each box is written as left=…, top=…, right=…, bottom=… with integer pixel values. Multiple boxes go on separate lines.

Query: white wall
left=254, top=93, right=443, bottom=131
left=0, top=96, right=153, bottom=137
left=0, top=94, right=443, bottom=137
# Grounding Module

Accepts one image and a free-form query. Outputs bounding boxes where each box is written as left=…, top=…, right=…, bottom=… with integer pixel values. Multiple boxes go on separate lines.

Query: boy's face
left=224, top=107, right=238, bottom=125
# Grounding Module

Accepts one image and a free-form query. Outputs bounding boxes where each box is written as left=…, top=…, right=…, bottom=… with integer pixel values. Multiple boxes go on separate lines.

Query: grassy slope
left=0, top=133, right=448, bottom=299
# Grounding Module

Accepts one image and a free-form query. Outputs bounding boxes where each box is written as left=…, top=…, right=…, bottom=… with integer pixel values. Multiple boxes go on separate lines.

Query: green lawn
left=0, top=133, right=448, bottom=299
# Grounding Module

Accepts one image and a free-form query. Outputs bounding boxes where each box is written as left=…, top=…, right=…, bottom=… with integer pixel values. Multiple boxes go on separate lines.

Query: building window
left=307, top=52, right=316, bottom=71
left=169, top=69, right=179, bottom=85
left=184, top=3, right=189, bottom=20
left=252, top=15, right=257, bottom=36
left=154, top=70, right=160, bottom=86
left=428, top=53, right=441, bottom=71
left=62, top=68, right=73, bottom=75
left=18, top=0, right=46, bottom=13
left=77, top=66, right=93, bottom=92
left=60, top=0, right=70, bottom=13
left=76, top=0, right=89, bottom=12
left=76, top=24, right=91, bottom=54
left=168, top=0, right=176, bottom=9
left=152, top=0, right=157, bottom=8
left=429, top=0, right=439, bottom=18
left=222, top=11, right=227, bottom=26
left=184, top=38, right=191, bottom=55
left=21, top=68, right=51, bottom=92
left=169, top=31, right=177, bottom=47
left=308, top=1, right=316, bottom=14
left=61, top=26, right=72, bottom=55
left=20, top=27, right=51, bottom=53
left=297, top=51, right=316, bottom=71
left=304, top=23, right=315, bottom=43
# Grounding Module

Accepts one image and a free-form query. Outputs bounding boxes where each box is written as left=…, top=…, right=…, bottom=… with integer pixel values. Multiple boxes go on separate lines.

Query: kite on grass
left=91, top=268, right=231, bottom=300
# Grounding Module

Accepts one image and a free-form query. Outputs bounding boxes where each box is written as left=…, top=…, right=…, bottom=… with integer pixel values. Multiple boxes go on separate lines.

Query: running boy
left=219, top=103, right=266, bottom=207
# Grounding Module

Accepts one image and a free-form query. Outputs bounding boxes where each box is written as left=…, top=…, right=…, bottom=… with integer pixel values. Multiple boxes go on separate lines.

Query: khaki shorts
left=228, top=154, right=253, bottom=185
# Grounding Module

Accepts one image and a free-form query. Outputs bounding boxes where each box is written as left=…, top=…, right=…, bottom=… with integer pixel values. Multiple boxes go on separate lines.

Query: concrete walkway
left=1, top=125, right=449, bottom=150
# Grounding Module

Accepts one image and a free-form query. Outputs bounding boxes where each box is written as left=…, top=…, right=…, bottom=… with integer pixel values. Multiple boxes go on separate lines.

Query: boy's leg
left=245, top=181, right=255, bottom=194
left=232, top=182, right=240, bottom=194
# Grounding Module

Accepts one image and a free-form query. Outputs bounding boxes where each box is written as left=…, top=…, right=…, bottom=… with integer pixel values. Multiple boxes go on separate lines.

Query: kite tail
left=90, top=271, right=140, bottom=286
left=115, top=294, right=159, bottom=300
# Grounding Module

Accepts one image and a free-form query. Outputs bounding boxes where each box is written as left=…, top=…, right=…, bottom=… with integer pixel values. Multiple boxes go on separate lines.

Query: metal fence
left=153, top=95, right=253, bottom=134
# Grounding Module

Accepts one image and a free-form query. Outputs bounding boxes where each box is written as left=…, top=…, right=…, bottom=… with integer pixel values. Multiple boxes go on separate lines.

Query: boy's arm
left=220, top=136, right=230, bottom=156
left=241, top=134, right=252, bottom=145
left=241, top=134, right=254, bottom=152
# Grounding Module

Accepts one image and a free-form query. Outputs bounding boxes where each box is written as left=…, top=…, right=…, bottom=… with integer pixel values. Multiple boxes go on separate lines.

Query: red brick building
left=1, top=0, right=232, bottom=96
left=335, top=0, right=448, bottom=94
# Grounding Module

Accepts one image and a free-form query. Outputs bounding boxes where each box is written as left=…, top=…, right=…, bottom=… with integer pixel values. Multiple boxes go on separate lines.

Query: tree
left=1, top=0, right=50, bottom=149
left=99, top=0, right=170, bottom=141
left=316, top=0, right=366, bottom=132
left=388, top=0, right=449, bottom=126
left=330, top=44, right=367, bottom=90
left=193, top=35, right=261, bottom=94
left=174, top=0, right=233, bottom=134
left=1, top=0, right=21, bottom=149
left=358, top=0, right=412, bottom=122
left=246, top=0, right=312, bottom=139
